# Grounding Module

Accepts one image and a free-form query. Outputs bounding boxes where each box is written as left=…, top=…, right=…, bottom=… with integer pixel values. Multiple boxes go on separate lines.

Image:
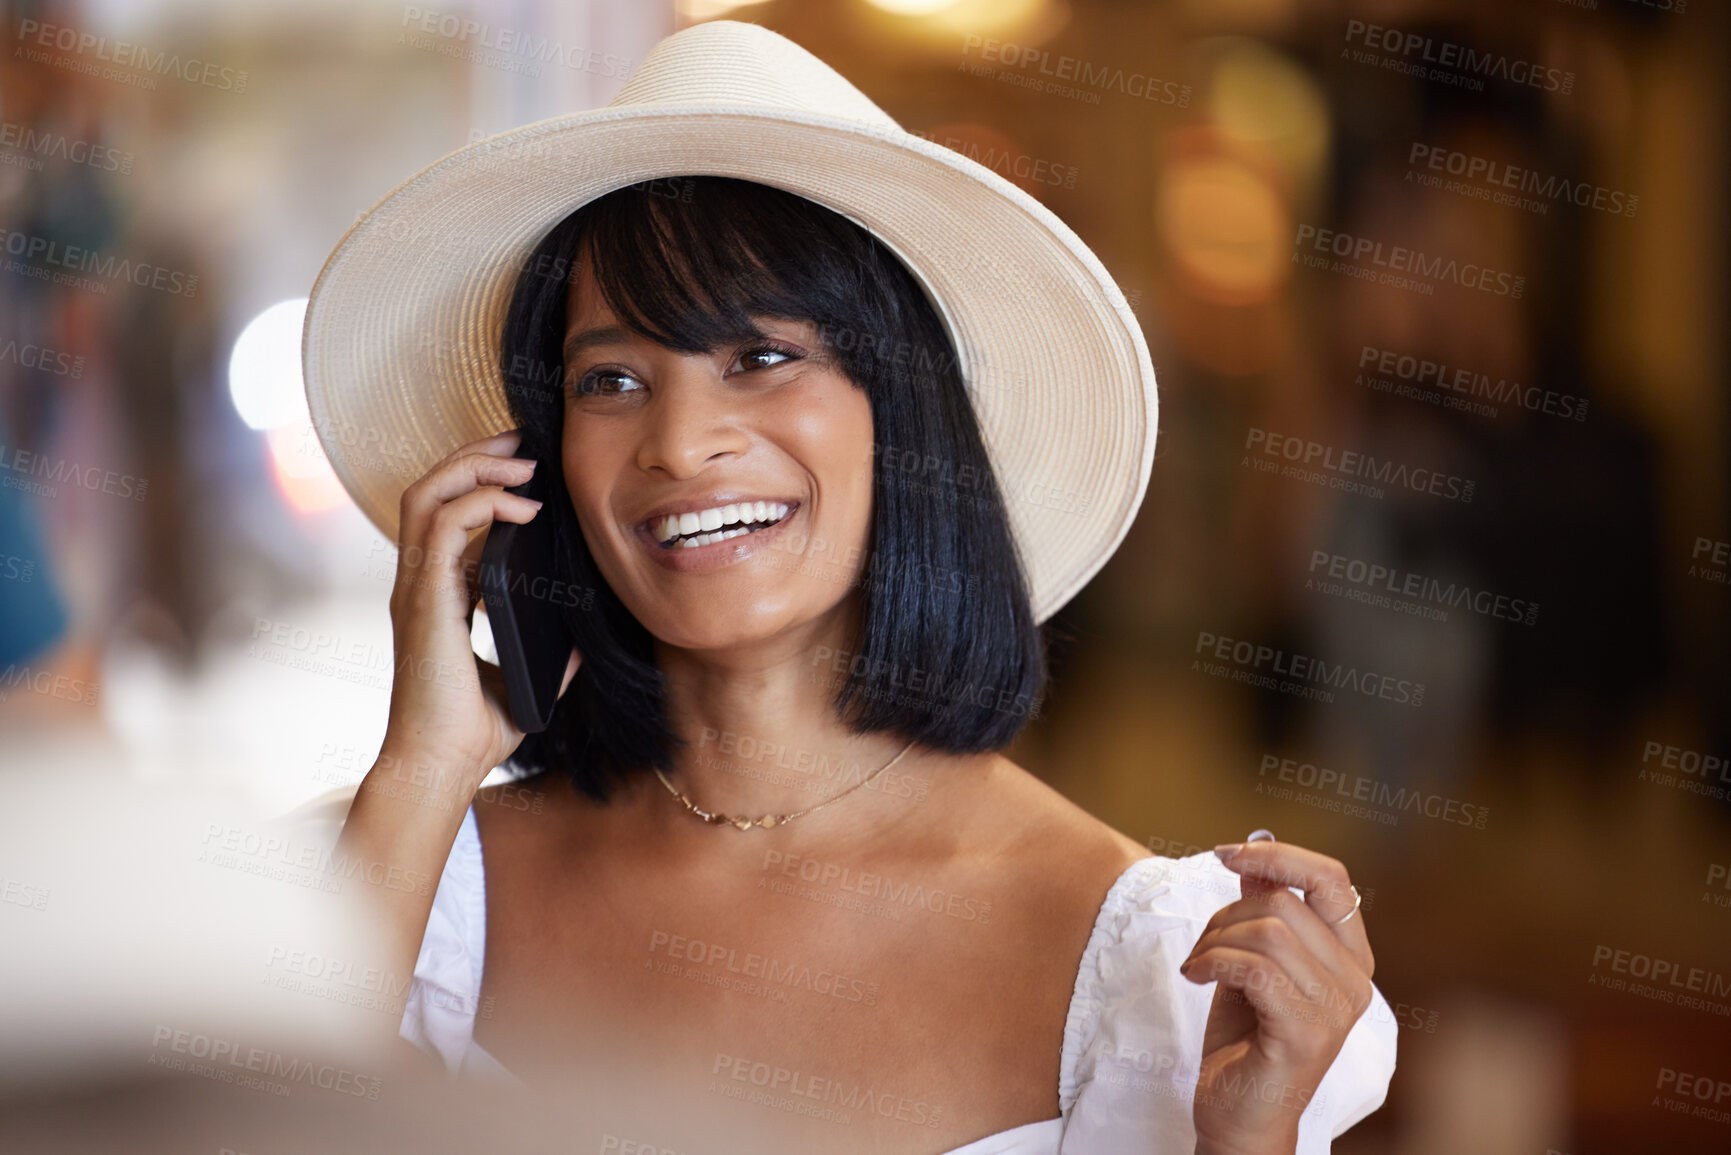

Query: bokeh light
left=226, top=298, right=308, bottom=433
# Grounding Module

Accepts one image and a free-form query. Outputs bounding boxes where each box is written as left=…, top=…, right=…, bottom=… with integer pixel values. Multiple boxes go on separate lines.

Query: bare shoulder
left=977, top=752, right=1150, bottom=861
left=472, top=770, right=566, bottom=846
left=951, top=751, right=1151, bottom=902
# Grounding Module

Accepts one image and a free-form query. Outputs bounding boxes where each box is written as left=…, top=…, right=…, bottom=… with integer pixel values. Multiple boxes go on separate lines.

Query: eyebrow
left=562, top=325, right=633, bottom=363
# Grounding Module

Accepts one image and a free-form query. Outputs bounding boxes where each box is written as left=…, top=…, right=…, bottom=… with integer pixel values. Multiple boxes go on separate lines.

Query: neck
left=652, top=607, right=925, bottom=839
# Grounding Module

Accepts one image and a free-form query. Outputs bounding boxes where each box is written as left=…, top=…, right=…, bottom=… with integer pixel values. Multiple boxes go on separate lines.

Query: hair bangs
left=570, top=179, right=853, bottom=359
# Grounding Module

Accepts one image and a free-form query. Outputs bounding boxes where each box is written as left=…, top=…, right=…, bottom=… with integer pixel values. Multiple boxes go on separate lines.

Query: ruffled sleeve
left=397, top=805, right=489, bottom=1076
left=1058, top=851, right=1397, bottom=1153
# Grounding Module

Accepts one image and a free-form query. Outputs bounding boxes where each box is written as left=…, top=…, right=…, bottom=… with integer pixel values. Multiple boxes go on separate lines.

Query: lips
left=634, top=497, right=802, bottom=575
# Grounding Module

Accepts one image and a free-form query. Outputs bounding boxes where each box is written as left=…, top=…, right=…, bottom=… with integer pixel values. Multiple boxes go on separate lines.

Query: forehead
left=564, top=251, right=617, bottom=329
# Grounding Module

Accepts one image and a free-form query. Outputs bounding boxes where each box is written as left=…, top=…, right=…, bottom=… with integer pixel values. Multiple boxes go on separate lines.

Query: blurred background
left=1, top=0, right=1725, bottom=1152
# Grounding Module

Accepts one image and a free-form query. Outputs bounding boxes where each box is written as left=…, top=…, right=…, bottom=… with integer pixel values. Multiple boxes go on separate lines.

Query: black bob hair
left=496, top=175, right=1046, bottom=803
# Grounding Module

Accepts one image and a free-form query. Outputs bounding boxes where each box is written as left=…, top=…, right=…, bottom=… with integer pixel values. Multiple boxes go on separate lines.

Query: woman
left=313, top=21, right=1395, bottom=1155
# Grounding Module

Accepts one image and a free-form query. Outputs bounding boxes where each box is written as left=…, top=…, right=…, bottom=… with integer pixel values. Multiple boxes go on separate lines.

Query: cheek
left=561, top=421, right=619, bottom=534
left=792, top=389, right=876, bottom=503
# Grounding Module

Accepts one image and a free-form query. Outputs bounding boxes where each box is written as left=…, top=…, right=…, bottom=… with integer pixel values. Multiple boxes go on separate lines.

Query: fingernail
left=1247, top=829, right=1276, bottom=843
left=527, top=499, right=544, bottom=509
left=1213, top=843, right=1243, bottom=865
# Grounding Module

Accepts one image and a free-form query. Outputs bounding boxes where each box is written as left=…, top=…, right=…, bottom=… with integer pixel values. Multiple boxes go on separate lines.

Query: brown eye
left=572, top=367, right=643, bottom=397
left=735, top=342, right=802, bottom=372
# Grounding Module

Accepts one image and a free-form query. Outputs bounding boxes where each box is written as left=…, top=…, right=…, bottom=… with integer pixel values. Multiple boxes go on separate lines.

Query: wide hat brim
left=302, top=27, right=1156, bottom=626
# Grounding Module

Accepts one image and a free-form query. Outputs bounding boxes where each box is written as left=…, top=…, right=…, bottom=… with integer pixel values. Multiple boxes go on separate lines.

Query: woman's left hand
left=1181, top=838, right=1376, bottom=1155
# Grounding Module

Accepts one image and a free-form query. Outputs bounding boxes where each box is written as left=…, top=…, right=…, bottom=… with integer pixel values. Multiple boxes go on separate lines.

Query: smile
left=652, top=501, right=791, bottom=549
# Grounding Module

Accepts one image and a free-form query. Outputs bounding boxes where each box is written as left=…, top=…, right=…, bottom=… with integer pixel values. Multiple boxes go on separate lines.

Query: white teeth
left=650, top=500, right=794, bottom=544
left=676, top=526, right=754, bottom=549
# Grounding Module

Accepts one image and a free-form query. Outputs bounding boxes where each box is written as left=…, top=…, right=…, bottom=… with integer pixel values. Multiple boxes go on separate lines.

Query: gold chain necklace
left=653, top=739, right=916, bottom=830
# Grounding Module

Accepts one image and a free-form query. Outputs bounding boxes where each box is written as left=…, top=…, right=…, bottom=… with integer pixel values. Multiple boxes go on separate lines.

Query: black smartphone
left=478, top=465, right=575, bottom=734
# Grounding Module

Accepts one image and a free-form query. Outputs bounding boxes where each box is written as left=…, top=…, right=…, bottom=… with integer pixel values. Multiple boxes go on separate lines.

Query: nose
left=634, top=356, right=752, bottom=479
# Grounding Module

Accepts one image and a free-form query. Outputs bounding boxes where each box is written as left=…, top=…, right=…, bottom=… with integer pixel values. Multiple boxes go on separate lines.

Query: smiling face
left=559, top=251, right=877, bottom=653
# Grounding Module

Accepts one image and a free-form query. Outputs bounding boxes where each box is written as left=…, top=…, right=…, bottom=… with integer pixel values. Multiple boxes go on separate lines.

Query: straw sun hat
left=302, top=19, right=1156, bottom=625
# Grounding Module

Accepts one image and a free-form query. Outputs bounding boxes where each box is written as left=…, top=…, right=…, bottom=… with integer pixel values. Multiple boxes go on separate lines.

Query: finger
left=400, top=448, right=537, bottom=547
left=415, top=429, right=526, bottom=509
left=1185, top=917, right=1370, bottom=1033
left=394, top=497, right=525, bottom=617
left=1213, top=839, right=1372, bottom=978
left=1194, top=889, right=1358, bottom=988
left=400, top=488, right=542, bottom=614
left=1181, top=943, right=1310, bottom=1023
left=1182, top=943, right=1362, bottom=1051
left=457, top=522, right=491, bottom=620
left=402, top=452, right=537, bottom=546
left=1214, top=840, right=1361, bottom=927
left=425, top=486, right=542, bottom=554
left=435, top=428, right=523, bottom=467
left=1185, top=916, right=1334, bottom=1007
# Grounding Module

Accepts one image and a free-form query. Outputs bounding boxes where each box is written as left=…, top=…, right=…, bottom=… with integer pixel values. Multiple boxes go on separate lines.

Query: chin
left=637, top=589, right=842, bottom=655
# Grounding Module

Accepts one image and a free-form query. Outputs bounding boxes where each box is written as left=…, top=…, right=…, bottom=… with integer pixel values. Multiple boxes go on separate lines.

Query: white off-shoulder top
left=401, top=806, right=1397, bottom=1153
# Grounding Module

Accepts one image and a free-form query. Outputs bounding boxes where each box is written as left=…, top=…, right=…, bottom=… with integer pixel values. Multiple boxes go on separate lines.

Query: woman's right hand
left=380, top=428, right=580, bottom=791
